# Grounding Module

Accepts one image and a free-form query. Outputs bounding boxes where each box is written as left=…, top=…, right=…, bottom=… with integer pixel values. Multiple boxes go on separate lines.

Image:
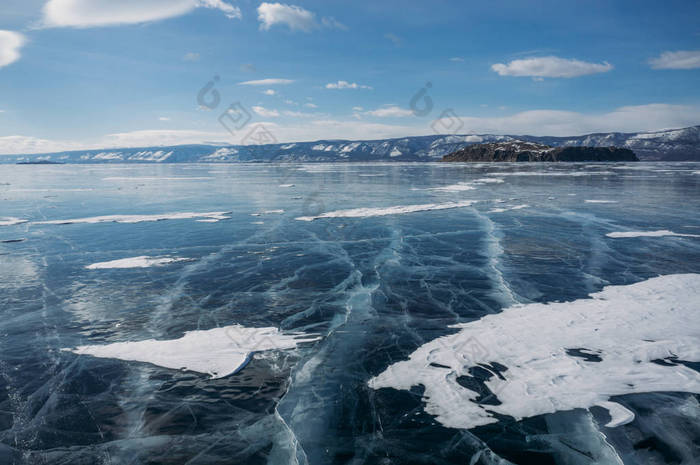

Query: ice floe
left=369, top=274, right=700, bottom=430
left=65, top=325, right=318, bottom=379
left=295, top=201, right=476, bottom=221
left=86, top=256, right=190, bottom=269
left=606, top=230, right=700, bottom=238
left=34, top=211, right=231, bottom=225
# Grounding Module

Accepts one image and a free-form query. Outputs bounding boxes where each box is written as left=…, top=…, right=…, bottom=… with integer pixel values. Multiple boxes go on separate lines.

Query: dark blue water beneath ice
left=0, top=162, right=699, bottom=464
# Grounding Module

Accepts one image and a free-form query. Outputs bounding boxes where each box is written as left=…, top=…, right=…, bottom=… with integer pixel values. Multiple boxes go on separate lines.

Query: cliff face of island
left=442, top=141, right=639, bottom=162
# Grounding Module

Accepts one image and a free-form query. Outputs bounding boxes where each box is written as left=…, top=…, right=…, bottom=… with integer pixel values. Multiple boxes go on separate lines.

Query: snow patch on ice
left=606, top=230, right=700, bottom=238
left=0, top=217, right=28, bottom=227
left=86, top=256, right=190, bottom=269
left=65, top=325, right=318, bottom=379
left=487, top=171, right=614, bottom=177
left=430, top=183, right=476, bottom=192
left=296, top=201, right=476, bottom=221
left=473, top=178, right=505, bottom=184
left=488, top=204, right=529, bottom=213
left=35, top=212, right=231, bottom=225
left=369, top=274, right=700, bottom=430
left=102, top=177, right=212, bottom=181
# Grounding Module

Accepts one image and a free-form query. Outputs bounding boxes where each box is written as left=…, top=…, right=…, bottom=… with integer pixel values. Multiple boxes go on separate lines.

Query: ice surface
left=65, top=325, right=318, bottom=379
left=295, top=200, right=476, bottom=221
left=585, top=200, right=619, bottom=204
left=606, top=230, right=700, bottom=238
left=86, top=256, right=190, bottom=269
left=369, top=274, right=700, bottom=430
left=2, top=162, right=699, bottom=463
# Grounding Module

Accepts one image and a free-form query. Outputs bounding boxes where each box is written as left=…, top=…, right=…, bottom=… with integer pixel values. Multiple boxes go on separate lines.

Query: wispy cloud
left=449, top=57, right=465, bottom=62
left=364, top=105, right=414, bottom=118
left=321, top=16, right=348, bottom=31
left=325, top=80, right=372, bottom=90
left=649, top=50, right=700, bottom=69
left=252, top=105, right=280, bottom=117
left=183, top=52, right=200, bottom=62
left=384, top=33, right=401, bottom=46
left=239, top=78, right=295, bottom=86
left=0, top=30, right=25, bottom=68
left=304, top=102, right=318, bottom=108
left=492, top=56, right=613, bottom=78
left=263, top=89, right=277, bottom=95
left=282, top=110, right=317, bottom=118
left=158, top=116, right=171, bottom=121
left=41, top=0, right=241, bottom=28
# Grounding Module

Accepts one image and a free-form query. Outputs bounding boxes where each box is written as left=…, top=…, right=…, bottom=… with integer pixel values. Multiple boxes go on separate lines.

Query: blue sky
left=1, top=0, right=699, bottom=154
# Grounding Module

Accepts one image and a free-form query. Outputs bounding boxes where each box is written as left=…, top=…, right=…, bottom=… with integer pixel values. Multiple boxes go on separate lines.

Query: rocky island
left=442, top=141, right=639, bottom=162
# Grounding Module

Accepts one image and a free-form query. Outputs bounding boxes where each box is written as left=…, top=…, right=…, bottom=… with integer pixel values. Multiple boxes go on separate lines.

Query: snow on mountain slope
left=2, top=126, right=699, bottom=163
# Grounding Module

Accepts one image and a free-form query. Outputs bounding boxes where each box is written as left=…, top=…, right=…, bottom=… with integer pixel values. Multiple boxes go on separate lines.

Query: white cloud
left=444, top=104, right=700, bottom=136
left=284, top=99, right=297, bottom=105
left=321, top=16, right=347, bottom=31
left=257, top=3, right=316, bottom=32
left=304, top=102, right=318, bottom=108
left=492, top=56, right=613, bottom=78
left=252, top=105, right=280, bottom=117
left=0, top=30, right=25, bottom=68
left=41, top=0, right=240, bottom=28
left=158, top=116, right=171, bottom=121
left=325, top=80, right=373, bottom=90
left=364, top=105, right=414, bottom=118
left=449, top=57, right=465, bottom=62
left=263, top=89, right=277, bottom=95
left=352, top=106, right=363, bottom=111
left=239, top=78, right=294, bottom=86
left=649, top=50, right=700, bottom=70
left=183, top=52, right=200, bottom=61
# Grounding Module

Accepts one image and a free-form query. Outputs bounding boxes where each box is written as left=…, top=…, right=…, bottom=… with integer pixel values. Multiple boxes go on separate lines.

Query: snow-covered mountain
left=3, top=126, right=699, bottom=163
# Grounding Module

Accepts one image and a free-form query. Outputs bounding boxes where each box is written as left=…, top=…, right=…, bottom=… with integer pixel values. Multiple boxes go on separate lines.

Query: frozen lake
left=1, top=162, right=699, bottom=464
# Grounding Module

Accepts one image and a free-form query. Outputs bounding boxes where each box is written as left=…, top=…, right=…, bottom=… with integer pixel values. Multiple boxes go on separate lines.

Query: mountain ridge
left=2, top=125, right=699, bottom=163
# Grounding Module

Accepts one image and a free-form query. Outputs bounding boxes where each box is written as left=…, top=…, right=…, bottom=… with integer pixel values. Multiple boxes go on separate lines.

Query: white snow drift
left=369, top=274, right=700, bottom=430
